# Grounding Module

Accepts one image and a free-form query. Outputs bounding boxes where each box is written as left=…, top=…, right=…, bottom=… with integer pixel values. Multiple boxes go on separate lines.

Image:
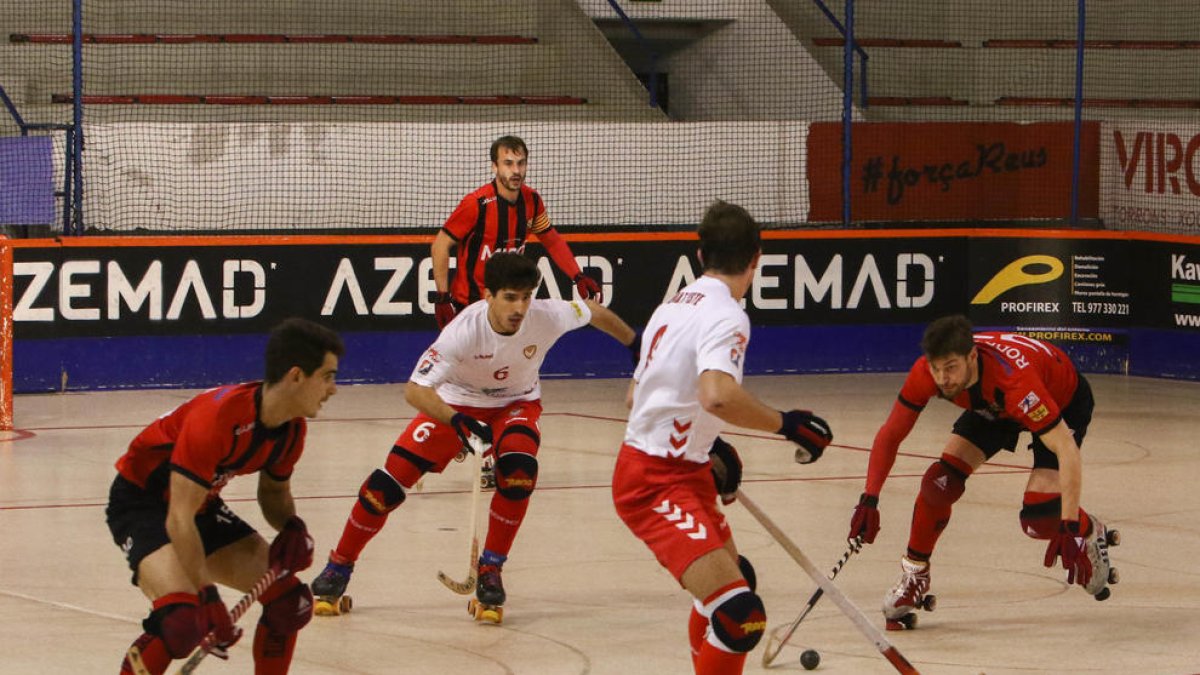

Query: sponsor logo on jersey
left=1029, top=404, right=1050, bottom=422
left=1018, top=391, right=1041, bottom=413
left=473, top=353, right=494, bottom=359
left=523, top=345, right=537, bottom=359
left=730, top=331, right=748, bottom=367
left=233, top=422, right=255, bottom=436
left=417, top=359, right=434, bottom=375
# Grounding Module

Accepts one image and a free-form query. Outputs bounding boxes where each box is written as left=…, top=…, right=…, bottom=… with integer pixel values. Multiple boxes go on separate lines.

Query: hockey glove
left=434, top=292, right=457, bottom=329
left=451, top=412, right=493, bottom=454
left=269, top=515, right=315, bottom=573
left=1044, top=519, right=1093, bottom=587
left=198, top=585, right=243, bottom=659
left=573, top=272, right=602, bottom=302
left=848, top=493, right=881, bottom=543
left=708, top=436, right=743, bottom=505
left=779, top=409, right=833, bottom=464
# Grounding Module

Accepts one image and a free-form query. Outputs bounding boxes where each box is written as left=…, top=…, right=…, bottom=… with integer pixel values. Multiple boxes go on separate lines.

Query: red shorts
left=612, top=443, right=731, bottom=583
left=387, top=400, right=542, bottom=486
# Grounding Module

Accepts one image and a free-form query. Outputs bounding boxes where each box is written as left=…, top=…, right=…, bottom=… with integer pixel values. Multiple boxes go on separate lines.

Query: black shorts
left=105, top=474, right=257, bottom=586
left=950, top=374, right=1094, bottom=471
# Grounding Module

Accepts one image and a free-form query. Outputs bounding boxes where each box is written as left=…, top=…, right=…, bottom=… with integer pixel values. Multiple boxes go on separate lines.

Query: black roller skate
left=312, top=555, right=354, bottom=616
left=882, top=556, right=937, bottom=630
left=467, top=562, right=505, bottom=624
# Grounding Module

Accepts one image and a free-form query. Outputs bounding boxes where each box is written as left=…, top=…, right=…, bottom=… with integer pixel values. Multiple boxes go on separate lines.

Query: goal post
left=0, top=236, right=12, bottom=431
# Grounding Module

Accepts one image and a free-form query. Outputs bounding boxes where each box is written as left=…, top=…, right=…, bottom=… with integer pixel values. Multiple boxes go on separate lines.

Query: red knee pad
left=919, top=457, right=969, bottom=509
left=259, top=576, right=313, bottom=636
left=1019, top=492, right=1061, bottom=539
left=145, top=593, right=205, bottom=659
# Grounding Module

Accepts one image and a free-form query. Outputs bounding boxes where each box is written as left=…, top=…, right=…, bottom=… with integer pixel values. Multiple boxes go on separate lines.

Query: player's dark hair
left=921, top=315, right=975, bottom=359
left=490, top=135, right=528, bottom=162
left=698, top=200, right=761, bottom=274
left=484, top=252, right=541, bottom=294
left=264, top=318, right=344, bottom=384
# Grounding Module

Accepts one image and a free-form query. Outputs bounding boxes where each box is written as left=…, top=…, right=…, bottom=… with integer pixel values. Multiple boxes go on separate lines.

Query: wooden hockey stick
left=436, top=435, right=489, bottom=595
left=736, top=489, right=921, bottom=675
left=174, top=567, right=288, bottom=674
left=761, top=536, right=863, bottom=668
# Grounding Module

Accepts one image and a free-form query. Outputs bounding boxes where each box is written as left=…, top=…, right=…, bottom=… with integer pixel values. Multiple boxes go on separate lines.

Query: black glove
left=708, top=436, right=742, bottom=504
left=450, top=412, right=493, bottom=452
left=779, top=409, right=832, bottom=464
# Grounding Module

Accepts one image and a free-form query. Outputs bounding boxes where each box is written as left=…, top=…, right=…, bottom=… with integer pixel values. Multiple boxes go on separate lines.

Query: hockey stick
left=174, top=567, right=288, bottom=675
left=736, top=489, right=920, bottom=675
left=436, top=435, right=489, bottom=595
left=761, top=536, right=863, bottom=668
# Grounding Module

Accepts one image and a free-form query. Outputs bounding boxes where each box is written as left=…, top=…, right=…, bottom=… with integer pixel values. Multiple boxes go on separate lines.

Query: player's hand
left=848, top=493, right=881, bottom=544
left=434, top=292, right=457, bottom=329
left=627, top=332, right=642, bottom=366
left=708, top=436, right=742, bottom=505
left=450, top=413, right=493, bottom=453
left=573, top=272, right=602, bottom=302
left=269, top=515, right=314, bottom=573
left=778, top=409, right=833, bottom=463
left=198, top=585, right=243, bottom=659
left=1044, top=519, right=1092, bottom=586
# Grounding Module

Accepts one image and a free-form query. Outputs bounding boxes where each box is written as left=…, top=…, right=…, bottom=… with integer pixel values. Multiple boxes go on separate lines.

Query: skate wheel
left=1094, top=587, right=1111, bottom=601
left=468, top=599, right=503, bottom=624
left=921, top=594, right=937, bottom=612
left=1106, top=529, right=1121, bottom=547
left=885, top=614, right=917, bottom=631
left=1108, top=568, right=1119, bottom=585
left=314, top=595, right=352, bottom=616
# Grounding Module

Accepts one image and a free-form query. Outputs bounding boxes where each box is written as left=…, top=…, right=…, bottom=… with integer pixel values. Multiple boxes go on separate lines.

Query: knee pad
left=259, top=577, right=314, bottom=636
left=1019, top=493, right=1062, bottom=539
left=709, top=590, right=767, bottom=653
left=919, top=458, right=967, bottom=509
left=357, top=468, right=406, bottom=516
left=495, top=426, right=540, bottom=501
left=144, top=596, right=205, bottom=659
left=737, top=555, right=757, bottom=592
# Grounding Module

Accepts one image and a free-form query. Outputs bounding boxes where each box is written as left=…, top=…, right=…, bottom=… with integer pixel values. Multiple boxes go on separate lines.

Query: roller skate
left=312, top=554, right=354, bottom=616
left=882, top=556, right=937, bottom=630
left=467, top=562, right=505, bottom=624
left=1082, top=516, right=1121, bottom=601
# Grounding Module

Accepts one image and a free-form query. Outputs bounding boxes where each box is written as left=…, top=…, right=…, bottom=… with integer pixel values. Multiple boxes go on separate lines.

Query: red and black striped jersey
left=114, top=382, right=306, bottom=506
left=442, top=180, right=552, bottom=305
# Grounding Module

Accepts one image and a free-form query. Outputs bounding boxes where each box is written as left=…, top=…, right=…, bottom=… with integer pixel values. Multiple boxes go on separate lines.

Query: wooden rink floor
left=1, top=373, right=1198, bottom=674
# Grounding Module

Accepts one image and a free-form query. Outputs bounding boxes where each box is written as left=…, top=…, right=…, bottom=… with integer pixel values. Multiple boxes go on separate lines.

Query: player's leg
left=107, top=476, right=205, bottom=675
left=477, top=401, right=543, bottom=607
left=315, top=413, right=461, bottom=599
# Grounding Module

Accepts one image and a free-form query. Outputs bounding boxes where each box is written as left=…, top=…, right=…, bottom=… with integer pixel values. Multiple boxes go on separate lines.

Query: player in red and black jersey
left=431, top=135, right=601, bottom=328
left=106, top=318, right=343, bottom=674
left=847, top=315, right=1116, bottom=628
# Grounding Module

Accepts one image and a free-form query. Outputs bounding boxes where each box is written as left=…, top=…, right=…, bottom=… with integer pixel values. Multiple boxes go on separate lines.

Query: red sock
left=907, top=455, right=972, bottom=560
left=120, top=634, right=169, bottom=675
left=332, top=501, right=389, bottom=562
left=482, top=491, right=530, bottom=556
left=252, top=623, right=297, bottom=675
left=688, top=602, right=708, bottom=669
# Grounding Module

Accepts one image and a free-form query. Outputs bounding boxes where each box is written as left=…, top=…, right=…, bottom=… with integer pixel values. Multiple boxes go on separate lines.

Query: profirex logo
left=971, top=255, right=1063, bottom=305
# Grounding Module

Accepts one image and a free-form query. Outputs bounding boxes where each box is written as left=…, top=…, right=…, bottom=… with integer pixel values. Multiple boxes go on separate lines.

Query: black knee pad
left=737, top=555, right=757, bottom=592
left=919, top=459, right=967, bottom=509
left=495, top=451, right=539, bottom=501
left=144, top=600, right=204, bottom=659
left=357, top=468, right=406, bottom=515
left=709, top=590, right=767, bottom=653
left=260, top=578, right=314, bottom=635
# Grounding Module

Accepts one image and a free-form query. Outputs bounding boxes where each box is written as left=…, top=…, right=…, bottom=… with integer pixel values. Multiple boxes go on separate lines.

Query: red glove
left=573, top=272, right=602, bottom=302
left=198, top=585, right=243, bottom=659
left=848, top=493, right=880, bottom=543
left=434, top=292, right=457, bottom=329
left=1044, top=519, right=1093, bottom=586
left=269, top=515, right=314, bottom=573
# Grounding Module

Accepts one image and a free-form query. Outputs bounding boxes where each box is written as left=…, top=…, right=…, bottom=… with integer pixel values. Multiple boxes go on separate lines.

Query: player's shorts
left=385, top=399, right=543, bottom=486
left=105, top=474, right=256, bottom=586
left=951, top=373, right=1094, bottom=470
left=612, top=443, right=732, bottom=584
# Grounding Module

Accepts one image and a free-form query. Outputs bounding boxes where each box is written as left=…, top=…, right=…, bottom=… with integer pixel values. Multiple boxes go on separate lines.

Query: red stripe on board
left=997, top=96, right=1200, bottom=109
left=12, top=33, right=538, bottom=45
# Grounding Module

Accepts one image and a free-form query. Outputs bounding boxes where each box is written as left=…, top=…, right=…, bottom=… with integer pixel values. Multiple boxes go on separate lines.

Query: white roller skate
left=1081, top=516, right=1120, bottom=601
left=882, top=556, right=937, bottom=630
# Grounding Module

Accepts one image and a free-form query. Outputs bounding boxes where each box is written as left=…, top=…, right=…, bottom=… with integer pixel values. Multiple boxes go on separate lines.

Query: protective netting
left=1, top=1, right=1198, bottom=233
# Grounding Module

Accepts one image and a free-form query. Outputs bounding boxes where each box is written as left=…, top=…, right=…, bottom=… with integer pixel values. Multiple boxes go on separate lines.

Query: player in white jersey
left=613, top=201, right=834, bottom=675
left=314, top=252, right=636, bottom=618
